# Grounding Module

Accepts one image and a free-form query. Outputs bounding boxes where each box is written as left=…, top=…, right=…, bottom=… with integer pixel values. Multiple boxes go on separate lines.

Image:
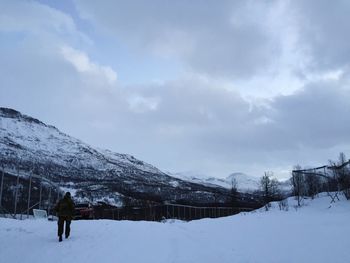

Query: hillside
left=0, top=107, right=249, bottom=208
left=0, top=193, right=349, bottom=263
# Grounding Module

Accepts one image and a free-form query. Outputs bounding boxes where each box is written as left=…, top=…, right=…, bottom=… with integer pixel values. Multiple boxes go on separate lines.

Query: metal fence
left=0, top=164, right=61, bottom=219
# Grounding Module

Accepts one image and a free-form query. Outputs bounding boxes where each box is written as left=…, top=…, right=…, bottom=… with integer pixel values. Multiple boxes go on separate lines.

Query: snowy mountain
left=223, top=172, right=261, bottom=191
left=170, top=171, right=230, bottom=188
left=1, top=192, right=349, bottom=263
left=0, top=108, right=246, bottom=208
left=172, top=171, right=292, bottom=193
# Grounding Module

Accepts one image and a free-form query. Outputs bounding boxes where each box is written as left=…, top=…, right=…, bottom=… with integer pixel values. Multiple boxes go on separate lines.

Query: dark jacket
left=55, top=195, right=75, bottom=219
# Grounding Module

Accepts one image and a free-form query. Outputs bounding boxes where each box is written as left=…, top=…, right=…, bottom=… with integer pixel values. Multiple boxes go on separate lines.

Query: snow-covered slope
left=171, top=171, right=260, bottom=191
left=170, top=171, right=231, bottom=188
left=1, top=193, right=349, bottom=263
left=226, top=172, right=261, bottom=191
left=172, top=171, right=292, bottom=193
left=0, top=108, right=234, bottom=206
left=0, top=108, right=162, bottom=174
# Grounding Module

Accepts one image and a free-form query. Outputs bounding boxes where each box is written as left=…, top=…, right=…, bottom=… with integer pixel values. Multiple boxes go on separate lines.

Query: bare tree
left=260, top=172, right=280, bottom=210
left=230, top=178, right=238, bottom=207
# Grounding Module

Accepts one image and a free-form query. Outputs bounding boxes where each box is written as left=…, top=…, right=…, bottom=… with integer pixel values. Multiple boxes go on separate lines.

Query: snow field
left=0, top=194, right=350, bottom=263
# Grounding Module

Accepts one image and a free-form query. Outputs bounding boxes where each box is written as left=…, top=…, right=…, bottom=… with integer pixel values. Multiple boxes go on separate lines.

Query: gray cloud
left=83, top=76, right=350, bottom=177
left=74, top=0, right=281, bottom=79
left=2, top=36, right=350, bottom=177
left=292, top=0, right=350, bottom=72
left=74, top=0, right=350, bottom=81
left=267, top=80, right=350, bottom=149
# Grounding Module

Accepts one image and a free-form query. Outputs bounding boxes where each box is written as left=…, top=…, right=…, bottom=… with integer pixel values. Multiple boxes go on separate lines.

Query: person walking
left=55, top=192, right=75, bottom=242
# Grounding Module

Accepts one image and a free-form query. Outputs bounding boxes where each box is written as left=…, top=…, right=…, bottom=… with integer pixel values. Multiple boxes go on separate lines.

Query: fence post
left=39, top=175, right=43, bottom=209
left=0, top=165, right=4, bottom=208
left=47, top=186, right=52, bottom=215
left=27, top=171, right=32, bottom=218
left=14, top=167, right=20, bottom=217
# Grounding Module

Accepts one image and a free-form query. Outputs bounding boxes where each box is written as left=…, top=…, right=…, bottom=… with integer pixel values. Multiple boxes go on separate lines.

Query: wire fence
left=0, top=164, right=61, bottom=219
left=0, top=164, right=255, bottom=221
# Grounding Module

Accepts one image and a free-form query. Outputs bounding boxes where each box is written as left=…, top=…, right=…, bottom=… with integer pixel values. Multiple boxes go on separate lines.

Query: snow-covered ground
left=1, top=193, right=349, bottom=263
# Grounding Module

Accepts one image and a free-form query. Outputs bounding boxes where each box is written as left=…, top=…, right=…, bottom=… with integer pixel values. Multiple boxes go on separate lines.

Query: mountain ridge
left=1, top=107, right=252, bottom=208
left=171, top=171, right=292, bottom=193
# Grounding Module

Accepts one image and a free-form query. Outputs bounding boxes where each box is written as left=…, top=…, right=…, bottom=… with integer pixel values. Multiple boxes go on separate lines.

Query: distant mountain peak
left=171, top=171, right=261, bottom=192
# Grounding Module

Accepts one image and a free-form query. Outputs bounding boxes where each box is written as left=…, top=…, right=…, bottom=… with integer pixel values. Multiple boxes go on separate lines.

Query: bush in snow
left=278, top=199, right=289, bottom=211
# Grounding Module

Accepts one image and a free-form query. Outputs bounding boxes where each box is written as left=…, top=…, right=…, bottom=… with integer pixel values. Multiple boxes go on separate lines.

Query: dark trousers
left=58, top=216, right=71, bottom=237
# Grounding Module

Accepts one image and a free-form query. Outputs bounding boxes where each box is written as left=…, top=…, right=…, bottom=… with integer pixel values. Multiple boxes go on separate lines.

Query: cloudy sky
left=1, top=0, right=350, bottom=179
